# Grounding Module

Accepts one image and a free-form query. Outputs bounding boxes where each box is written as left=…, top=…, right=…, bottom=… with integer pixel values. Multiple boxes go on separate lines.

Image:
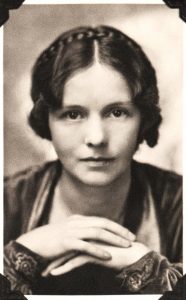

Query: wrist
left=5, top=240, right=49, bottom=282
left=116, top=251, right=161, bottom=292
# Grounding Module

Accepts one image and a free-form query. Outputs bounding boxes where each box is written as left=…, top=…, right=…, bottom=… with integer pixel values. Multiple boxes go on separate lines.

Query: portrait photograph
left=0, top=1, right=185, bottom=299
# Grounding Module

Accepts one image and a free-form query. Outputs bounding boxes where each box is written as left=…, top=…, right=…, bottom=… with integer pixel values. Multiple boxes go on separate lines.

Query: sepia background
left=3, top=4, right=183, bottom=176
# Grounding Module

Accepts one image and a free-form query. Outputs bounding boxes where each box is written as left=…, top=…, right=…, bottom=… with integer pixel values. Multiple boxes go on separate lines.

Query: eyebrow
left=61, top=105, right=86, bottom=111
left=101, top=101, right=133, bottom=110
left=61, top=101, right=133, bottom=110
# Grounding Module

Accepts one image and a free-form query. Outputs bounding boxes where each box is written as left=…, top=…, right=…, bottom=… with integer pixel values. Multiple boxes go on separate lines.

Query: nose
left=85, top=114, right=107, bottom=147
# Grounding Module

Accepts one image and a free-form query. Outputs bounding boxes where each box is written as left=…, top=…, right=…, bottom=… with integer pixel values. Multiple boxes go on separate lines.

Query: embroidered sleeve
left=116, top=251, right=183, bottom=294
left=4, top=240, right=48, bottom=295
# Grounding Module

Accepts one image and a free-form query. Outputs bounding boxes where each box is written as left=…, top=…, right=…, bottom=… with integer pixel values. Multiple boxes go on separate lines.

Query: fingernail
left=41, top=270, right=48, bottom=277
left=103, top=252, right=112, bottom=259
left=128, top=232, right=136, bottom=241
left=50, top=270, right=58, bottom=276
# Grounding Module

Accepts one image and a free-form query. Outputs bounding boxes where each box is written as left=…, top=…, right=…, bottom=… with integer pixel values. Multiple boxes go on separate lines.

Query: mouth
left=80, top=157, right=115, bottom=162
left=79, top=157, right=115, bottom=167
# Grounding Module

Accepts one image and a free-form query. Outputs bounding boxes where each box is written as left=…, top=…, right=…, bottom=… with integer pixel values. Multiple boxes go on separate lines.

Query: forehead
left=63, top=63, right=132, bottom=108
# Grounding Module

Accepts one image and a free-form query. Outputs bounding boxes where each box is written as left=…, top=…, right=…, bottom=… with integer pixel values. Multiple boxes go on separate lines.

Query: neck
left=55, top=167, right=131, bottom=223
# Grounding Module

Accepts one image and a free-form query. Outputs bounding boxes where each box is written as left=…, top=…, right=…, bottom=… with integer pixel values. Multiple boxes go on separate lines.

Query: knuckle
left=85, top=243, right=98, bottom=256
left=125, top=229, right=131, bottom=238
left=119, top=227, right=128, bottom=237
left=79, top=241, right=88, bottom=252
left=123, top=227, right=130, bottom=234
left=125, top=228, right=132, bottom=240
left=94, top=228, right=102, bottom=239
left=91, top=245, right=99, bottom=255
left=67, top=214, right=81, bottom=225
left=62, top=239, right=70, bottom=251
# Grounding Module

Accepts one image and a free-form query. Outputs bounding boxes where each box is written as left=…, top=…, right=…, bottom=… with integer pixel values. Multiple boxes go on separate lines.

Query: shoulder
left=4, top=160, right=60, bottom=191
left=133, top=160, right=182, bottom=187
left=4, top=160, right=61, bottom=244
left=133, top=160, right=182, bottom=209
left=132, top=162, right=182, bottom=263
left=4, top=160, right=61, bottom=214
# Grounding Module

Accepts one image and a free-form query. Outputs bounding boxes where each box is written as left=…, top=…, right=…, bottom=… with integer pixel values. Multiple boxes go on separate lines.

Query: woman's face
left=49, top=63, right=141, bottom=186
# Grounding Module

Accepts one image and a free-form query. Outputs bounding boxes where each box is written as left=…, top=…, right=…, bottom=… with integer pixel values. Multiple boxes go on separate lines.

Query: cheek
left=110, top=121, right=140, bottom=153
left=50, top=123, right=81, bottom=155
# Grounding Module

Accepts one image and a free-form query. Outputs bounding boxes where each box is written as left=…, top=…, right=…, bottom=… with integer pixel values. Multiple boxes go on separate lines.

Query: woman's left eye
left=109, top=108, right=129, bottom=118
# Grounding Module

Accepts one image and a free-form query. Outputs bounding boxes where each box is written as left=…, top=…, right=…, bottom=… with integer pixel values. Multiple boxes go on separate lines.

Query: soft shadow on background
left=4, top=4, right=183, bottom=176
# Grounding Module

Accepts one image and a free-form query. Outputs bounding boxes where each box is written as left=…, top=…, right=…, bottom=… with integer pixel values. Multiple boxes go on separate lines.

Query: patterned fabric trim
left=116, top=251, right=183, bottom=293
left=4, top=241, right=48, bottom=294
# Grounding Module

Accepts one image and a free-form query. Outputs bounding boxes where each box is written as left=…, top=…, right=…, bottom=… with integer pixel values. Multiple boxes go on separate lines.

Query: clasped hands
left=17, top=215, right=150, bottom=277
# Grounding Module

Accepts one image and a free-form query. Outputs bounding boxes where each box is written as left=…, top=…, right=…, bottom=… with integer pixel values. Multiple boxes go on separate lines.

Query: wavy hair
left=29, top=25, right=162, bottom=147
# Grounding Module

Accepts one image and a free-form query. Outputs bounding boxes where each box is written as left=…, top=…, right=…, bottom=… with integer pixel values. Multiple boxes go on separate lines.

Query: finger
left=50, top=255, right=98, bottom=276
left=41, top=252, right=78, bottom=277
left=66, top=239, right=112, bottom=260
left=76, top=227, right=131, bottom=247
left=73, top=216, right=135, bottom=241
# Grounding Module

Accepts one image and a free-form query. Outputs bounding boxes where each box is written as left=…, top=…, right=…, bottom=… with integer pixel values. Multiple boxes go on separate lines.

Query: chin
left=77, top=173, right=120, bottom=187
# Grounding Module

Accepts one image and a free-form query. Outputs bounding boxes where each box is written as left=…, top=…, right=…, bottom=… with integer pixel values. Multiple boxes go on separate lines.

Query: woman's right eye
left=62, top=111, right=82, bottom=120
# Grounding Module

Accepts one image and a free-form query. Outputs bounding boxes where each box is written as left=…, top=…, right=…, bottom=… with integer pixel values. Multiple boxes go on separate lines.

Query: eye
left=109, top=108, right=129, bottom=118
left=63, top=110, right=82, bottom=120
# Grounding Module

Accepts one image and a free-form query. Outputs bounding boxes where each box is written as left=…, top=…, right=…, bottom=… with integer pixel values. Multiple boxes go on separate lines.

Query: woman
left=4, top=25, right=182, bottom=295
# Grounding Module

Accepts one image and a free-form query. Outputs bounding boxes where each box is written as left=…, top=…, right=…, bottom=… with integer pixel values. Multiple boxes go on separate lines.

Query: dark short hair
left=29, top=25, right=162, bottom=147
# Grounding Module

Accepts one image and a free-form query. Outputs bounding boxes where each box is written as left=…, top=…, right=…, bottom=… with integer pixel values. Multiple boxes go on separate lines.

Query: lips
left=79, top=157, right=115, bottom=167
left=80, top=157, right=115, bottom=162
